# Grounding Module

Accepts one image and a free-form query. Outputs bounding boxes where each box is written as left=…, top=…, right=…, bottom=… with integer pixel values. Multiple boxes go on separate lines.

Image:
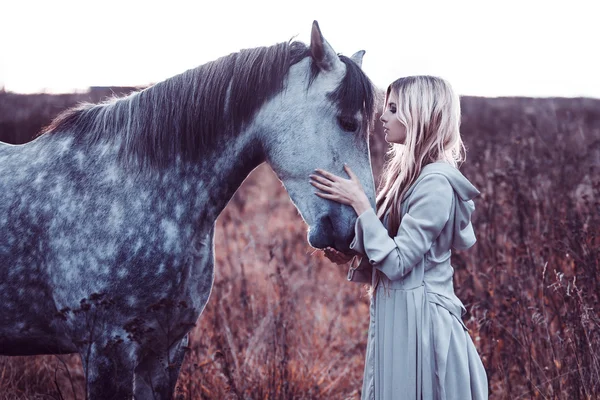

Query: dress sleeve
left=349, top=174, right=454, bottom=281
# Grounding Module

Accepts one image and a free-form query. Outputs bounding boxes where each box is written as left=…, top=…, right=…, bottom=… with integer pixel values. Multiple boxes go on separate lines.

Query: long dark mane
left=42, top=41, right=375, bottom=168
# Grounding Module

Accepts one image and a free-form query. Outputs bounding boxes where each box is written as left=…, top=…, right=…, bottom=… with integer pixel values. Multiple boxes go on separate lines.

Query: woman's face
left=380, top=91, right=406, bottom=144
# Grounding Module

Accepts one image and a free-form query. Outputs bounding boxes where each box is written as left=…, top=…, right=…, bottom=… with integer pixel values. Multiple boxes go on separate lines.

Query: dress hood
left=403, top=162, right=480, bottom=250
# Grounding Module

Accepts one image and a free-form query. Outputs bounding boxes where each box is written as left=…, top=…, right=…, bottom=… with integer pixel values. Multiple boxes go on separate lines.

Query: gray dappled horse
left=0, top=22, right=376, bottom=399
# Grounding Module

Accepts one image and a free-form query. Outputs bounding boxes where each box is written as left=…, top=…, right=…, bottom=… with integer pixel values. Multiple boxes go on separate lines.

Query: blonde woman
left=310, top=76, right=488, bottom=399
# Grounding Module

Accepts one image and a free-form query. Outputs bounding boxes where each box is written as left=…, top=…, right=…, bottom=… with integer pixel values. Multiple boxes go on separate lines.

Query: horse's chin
left=307, top=226, right=352, bottom=253
left=307, top=231, right=332, bottom=250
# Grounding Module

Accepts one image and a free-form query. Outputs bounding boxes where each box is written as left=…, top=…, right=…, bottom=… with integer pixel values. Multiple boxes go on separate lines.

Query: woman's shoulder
left=402, top=163, right=455, bottom=202
left=411, top=173, right=454, bottom=196
left=406, top=173, right=454, bottom=212
left=409, top=162, right=479, bottom=202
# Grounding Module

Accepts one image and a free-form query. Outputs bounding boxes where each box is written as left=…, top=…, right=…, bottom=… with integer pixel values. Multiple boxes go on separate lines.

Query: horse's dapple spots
left=103, top=165, right=120, bottom=184
left=157, top=263, right=166, bottom=275
left=126, top=296, right=138, bottom=307
left=74, top=151, right=86, bottom=169
left=108, top=202, right=124, bottom=230
left=33, top=172, right=48, bottom=187
left=0, top=21, right=376, bottom=399
left=57, top=137, right=74, bottom=156
left=161, top=219, right=179, bottom=252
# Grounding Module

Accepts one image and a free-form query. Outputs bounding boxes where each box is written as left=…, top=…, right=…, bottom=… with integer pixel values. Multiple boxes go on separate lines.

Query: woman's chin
left=384, top=134, right=406, bottom=145
left=384, top=134, right=396, bottom=144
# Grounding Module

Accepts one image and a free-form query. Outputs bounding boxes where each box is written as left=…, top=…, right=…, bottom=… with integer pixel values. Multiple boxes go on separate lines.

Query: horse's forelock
left=328, top=55, right=376, bottom=134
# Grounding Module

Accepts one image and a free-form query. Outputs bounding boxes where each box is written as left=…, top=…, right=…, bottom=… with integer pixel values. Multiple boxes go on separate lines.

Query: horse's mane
left=42, top=41, right=374, bottom=168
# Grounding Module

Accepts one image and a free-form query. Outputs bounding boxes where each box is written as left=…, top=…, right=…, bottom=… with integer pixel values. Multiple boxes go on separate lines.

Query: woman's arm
left=350, top=173, right=454, bottom=281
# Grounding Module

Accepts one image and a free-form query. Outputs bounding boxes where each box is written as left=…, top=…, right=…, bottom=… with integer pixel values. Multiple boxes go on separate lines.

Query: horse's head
left=256, top=22, right=377, bottom=253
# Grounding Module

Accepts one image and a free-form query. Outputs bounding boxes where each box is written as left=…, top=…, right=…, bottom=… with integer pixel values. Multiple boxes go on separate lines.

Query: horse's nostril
left=321, top=215, right=334, bottom=236
left=314, top=214, right=335, bottom=246
left=323, top=215, right=352, bottom=251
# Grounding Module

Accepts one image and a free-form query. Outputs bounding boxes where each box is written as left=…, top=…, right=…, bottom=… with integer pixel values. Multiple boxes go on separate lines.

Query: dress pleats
left=361, top=283, right=488, bottom=400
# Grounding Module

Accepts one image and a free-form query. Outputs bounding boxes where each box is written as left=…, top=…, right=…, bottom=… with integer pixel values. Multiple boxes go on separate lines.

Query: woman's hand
left=323, top=247, right=355, bottom=265
left=310, top=164, right=372, bottom=216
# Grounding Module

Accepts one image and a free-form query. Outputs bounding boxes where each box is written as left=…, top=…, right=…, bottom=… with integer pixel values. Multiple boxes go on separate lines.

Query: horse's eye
left=337, top=116, right=359, bottom=133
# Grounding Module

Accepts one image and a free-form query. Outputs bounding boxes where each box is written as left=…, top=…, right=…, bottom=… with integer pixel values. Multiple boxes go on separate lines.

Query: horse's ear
left=350, top=50, right=365, bottom=68
left=310, top=20, right=341, bottom=72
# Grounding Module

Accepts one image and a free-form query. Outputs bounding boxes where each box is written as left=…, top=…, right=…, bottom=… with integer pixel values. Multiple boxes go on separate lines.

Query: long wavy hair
left=364, top=76, right=465, bottom=294
left=376, top=76, right=465, bottom=236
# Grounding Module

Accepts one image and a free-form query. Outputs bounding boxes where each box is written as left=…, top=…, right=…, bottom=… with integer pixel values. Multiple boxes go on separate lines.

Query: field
left=0, top=89, right=599, bottom=399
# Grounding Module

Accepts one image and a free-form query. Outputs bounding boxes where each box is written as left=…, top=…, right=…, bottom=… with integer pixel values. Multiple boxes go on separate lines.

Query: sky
left=1, top=0, right=598, bottom=98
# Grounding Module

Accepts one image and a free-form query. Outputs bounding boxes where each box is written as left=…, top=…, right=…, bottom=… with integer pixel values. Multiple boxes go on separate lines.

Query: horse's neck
left=36, top=91, right=265, bottom=233
left=185, top=130, right=264, bottom=228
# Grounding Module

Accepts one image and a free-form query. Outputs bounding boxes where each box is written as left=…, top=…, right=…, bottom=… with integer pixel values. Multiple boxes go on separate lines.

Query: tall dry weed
left=0, top=92, right=598, bottom=399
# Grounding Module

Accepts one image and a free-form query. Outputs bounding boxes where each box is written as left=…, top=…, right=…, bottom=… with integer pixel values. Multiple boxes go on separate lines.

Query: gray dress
left=349, top=162, right=488, bottom=400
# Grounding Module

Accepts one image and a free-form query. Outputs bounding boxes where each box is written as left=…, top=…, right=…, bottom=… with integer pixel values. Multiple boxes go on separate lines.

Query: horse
left=0, top=21, right=376, bottom=399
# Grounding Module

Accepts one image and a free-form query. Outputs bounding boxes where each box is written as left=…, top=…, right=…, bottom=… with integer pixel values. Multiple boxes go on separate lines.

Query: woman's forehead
left=386, top=90, right=399, bottom=103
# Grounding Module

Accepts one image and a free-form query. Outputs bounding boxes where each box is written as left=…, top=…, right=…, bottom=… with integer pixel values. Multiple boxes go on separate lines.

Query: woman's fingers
left=309, top=179, right=333, bottom=193
left=344, top=164, right=362, bottom=185
left=309, top=174, right=333, bottom=186
left=314, top=191, right=349, bottom=204
left=314, top=169, right=339, bottom=182
left=314, top=191, right=335, bottom=199
left=323, top=247, right=353, bottom=264
left=315, top=191, right=351, bottom=205
left=309, top=179, right=337, bottom=193
left=343, top=164, right=356, bottom=179
left=312, top=168, right=361, bottom=207
left=323, top=248, right=339, bottom=263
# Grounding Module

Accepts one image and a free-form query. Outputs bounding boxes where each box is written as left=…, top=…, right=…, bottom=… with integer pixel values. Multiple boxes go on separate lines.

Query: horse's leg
left=134, top=334, right=189, bottom=400
left=82, top=342, right=137, bottom=400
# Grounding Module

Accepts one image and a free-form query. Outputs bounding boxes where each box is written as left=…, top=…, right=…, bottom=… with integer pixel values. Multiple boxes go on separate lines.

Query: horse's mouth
left=307, top=230, right=355, bottom=254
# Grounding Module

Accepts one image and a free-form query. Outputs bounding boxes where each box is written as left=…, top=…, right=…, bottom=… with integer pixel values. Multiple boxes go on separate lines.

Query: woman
left=309, top=76, right=488, bottom=399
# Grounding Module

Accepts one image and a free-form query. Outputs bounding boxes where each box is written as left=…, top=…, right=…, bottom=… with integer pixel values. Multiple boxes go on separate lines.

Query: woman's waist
left=378, top=274, right=466, bottom=313
left=380, top=263, right=455, bottom=290
left=376, top=280, right=467, bottom=329
left=380, top=278, right=461, bottom=301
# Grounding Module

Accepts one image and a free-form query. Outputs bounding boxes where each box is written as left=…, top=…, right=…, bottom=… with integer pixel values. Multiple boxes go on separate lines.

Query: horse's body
left=0, top=22, right=376, bottom=398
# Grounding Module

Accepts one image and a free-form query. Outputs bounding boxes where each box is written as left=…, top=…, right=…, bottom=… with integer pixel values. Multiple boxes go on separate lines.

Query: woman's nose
left=379, top=114, right=386, bottom=123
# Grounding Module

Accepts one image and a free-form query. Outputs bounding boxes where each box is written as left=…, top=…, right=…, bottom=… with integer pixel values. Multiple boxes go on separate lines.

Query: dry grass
left=0, top=91, right=598, bottom=399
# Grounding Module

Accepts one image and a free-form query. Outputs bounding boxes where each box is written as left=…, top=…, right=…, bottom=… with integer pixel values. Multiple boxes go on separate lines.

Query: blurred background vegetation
left=0, top=88, right=598, bottom=399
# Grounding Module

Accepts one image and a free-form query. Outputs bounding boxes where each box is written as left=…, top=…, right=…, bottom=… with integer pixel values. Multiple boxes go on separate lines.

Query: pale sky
left=1, top=0, right=598, bottom=97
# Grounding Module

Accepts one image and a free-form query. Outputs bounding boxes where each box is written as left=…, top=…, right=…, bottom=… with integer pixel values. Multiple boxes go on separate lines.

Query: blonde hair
left=366, top=76, right=464, bottom=295
left=376, top=75, right=465, bottom=236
